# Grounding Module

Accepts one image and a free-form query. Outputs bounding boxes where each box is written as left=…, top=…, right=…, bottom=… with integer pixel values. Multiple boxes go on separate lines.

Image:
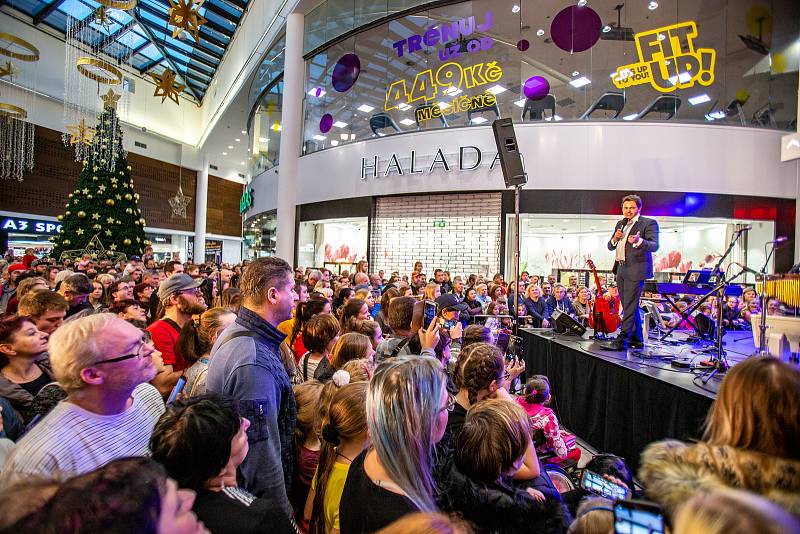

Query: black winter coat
left=434, top=455, right=571, bottom=534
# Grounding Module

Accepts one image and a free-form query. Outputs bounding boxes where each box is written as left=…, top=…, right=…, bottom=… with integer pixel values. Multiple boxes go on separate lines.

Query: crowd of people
left=0, top=250, right=798, bottom=534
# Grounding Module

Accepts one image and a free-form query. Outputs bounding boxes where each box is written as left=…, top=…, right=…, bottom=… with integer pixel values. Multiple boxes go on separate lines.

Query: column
left=276, top=12, right=304, bottom=263
left=194, top=156, right=209, bottom=263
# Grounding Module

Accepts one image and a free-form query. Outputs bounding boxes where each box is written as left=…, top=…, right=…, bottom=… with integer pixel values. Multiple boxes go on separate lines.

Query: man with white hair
left=0, top=314, right=164, bottom=488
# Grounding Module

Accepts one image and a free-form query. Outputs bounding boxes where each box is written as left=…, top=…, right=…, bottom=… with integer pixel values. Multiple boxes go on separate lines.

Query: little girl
left=516, top=375, right=581, bottom=464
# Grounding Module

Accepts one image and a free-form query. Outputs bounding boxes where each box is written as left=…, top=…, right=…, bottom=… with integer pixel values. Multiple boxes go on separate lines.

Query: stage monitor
left=551, top=310, right=587, bottom=336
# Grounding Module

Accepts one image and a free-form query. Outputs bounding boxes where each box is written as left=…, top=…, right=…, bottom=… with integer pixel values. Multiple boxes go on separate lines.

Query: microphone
left=769, top=236, right=789, bottom=245
left=616, top=217, right=630, bottom=231
left=734, top=225, right=752, bottom=233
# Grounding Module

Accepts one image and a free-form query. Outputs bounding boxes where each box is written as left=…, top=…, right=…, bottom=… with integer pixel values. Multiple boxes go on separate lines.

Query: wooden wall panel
left=0, top=126, right=242, bottom=237
left=207, top=175, right=243, bottom=237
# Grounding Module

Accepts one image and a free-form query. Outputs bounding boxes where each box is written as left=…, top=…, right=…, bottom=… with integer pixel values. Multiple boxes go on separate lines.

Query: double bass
left=586, top=259, right=620, bottom=335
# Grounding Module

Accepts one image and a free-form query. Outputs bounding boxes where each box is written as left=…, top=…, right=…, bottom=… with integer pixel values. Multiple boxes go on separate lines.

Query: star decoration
left=107, top=217, right=115, bottom=224
left=98, top=185, right=106, bottom=193
left=66, top=119, right=95, bottom=146
left=100, top=89, right=121, bottom=110
left=92, top=6, right=113, bottom=32
left=76, top=228, right=84, bottom=235
left=109, top=244, right=117, bottom=251
left=115, top=194, right=122, bottom=200
left=56, top=233, right=126, bottom=265
left=168, top=0, right=206, bottom=41
left=168, top=186, right=192, bottom=219
left=0, top=61, right=17, bottom=79
left=150, top=67, right=185, bottom=106
left=91, top=252, right=98, bottom=259
left=82, top=188, right=89, bottom=194
left=91, top=213, right=100, bottom=220
left=110, top=177, right=118, bottom=184
left=105, top=229, right=113, bottom=236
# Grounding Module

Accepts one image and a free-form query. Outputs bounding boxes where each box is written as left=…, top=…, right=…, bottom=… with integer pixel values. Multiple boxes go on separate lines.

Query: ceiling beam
left=220, top=0, right=246, bottom=12
left=135, top=2, right=229, bottom=49
left=134, top=15, right=223, bottom=61
left=126, top=39, right=151, bottom=61
left=33, top=0, right=66, bottom=25
left=202, top=2, right=239, bottom=23
left=134, top=1, right=233, bottom=38
left=100, top=19, right=137, bottom=52
left=131, top=11, right=203, bottom=103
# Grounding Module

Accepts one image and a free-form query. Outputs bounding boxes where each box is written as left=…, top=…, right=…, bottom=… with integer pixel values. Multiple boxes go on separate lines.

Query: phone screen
left=423, top=300, right=438, bottom=329
left=580, top=470, right=629, bottom=500
left=613, top=500, right=665, bottom=534
left=506, top=335, right=523, bottom=360
left=167, top=375, right=187, bottom=405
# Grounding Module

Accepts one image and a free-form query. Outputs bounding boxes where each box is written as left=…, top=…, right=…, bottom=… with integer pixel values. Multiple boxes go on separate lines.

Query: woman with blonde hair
left=339, top=355, right=450, bottom=532
left=673, top=489, right=800, bottom=534
left=177, top=307, right=237, bottom=396
left=423, top=282, right=441, bottom=302
left=639, top=356, right=800, bottom=517
left=305, top=381, right=369, bottom=534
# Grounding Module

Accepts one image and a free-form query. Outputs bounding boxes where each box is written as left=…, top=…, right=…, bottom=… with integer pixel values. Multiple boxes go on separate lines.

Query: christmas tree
left=51, top=90, right=150, bottom=261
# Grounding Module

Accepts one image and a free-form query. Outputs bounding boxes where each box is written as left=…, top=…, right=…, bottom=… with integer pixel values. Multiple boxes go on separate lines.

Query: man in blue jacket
left=545, top=284, right=576, bottom=320
left=207, top=257, right=299, bottom=516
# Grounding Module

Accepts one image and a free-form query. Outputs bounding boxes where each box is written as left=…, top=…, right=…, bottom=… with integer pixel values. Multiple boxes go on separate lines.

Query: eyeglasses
left=181, top=288, right=203, bottom=296
left=440, top=393, right=456, bottom=413
left=94, top=336, right=152, bottom=365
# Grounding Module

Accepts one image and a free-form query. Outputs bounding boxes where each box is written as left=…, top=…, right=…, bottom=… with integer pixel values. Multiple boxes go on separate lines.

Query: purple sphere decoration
left=331, top=53, right=361, bottom=93
left=517, top=39, right=530, bottom=52
left=319, top=113, right=333, bottom=134
left=550, top=5, right=601, bottom=53
left=523, top=76, right=550, bottom=100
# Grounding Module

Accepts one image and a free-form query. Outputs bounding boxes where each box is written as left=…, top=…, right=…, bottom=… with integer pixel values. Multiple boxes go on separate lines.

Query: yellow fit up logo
left=612, top=21, right=715, bottom=92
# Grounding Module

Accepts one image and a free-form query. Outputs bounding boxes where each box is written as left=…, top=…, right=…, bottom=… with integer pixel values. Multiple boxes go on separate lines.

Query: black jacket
left=607, top=215, right=660, bottom=280
left=435, top=455, right=571, bottom=534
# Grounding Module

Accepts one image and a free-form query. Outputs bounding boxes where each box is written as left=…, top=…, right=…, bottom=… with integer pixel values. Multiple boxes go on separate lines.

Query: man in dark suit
left=601, top=194, right=659, bottom=350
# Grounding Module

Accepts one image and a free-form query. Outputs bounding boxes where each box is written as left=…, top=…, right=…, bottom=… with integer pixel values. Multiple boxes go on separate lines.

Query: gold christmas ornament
left=127, top=165, right=132, bottom=170
left=68, top=193, right=73, bottom=198
left=76, top=57, right=123, bottom=85
left=168, top=0, right=206, bottom=41
left=0, top=33, right=40, bottom=62
left=134, top=193, right=140, bottom=200
left=86, top=194, right=93, bottom=199
left=65, top=211, right=71, bottom=216
left=123, top=238, right=131, bottom=245
left=0, top=61, right=17, bottom=78
left=106, top=198, right=115, bottom=206
left=66, top=118, right=95, bottom=146
left=124, top=193, right=132, bottom=200
left=115, top=219, right=121, bottom=224
left=63, top=240, right=71, bottom=245
left=150, top=67, right=185, bottom=105
left=92, top=6, right=113, bottom=32
left=77, top=211, right=86, bottom=218
left=126, top=208, right=133, bottom=214
left=139, top=218, right=146, bottom=225
left=93, top=224, right=102, bottom=230
left=109, top=244, right=117, bottom=250
left=96, top=0, right=137, bottom=10
left=57, top=215, right=63, bottom=221
left=100, top=89, right=121, bottom=110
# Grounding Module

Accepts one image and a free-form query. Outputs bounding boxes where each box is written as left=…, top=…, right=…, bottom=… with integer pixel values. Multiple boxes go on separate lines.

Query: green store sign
left=240, top=187, right=254, bottom=214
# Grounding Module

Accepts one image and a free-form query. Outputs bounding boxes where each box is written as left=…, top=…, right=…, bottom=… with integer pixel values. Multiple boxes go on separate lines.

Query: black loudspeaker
left=492, top=118, right=527, bottom=188
left=551, top=310, right=587, bottom=336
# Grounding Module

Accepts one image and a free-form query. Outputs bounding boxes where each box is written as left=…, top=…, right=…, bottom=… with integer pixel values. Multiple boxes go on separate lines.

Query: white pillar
left=194, top=157, right=209, bottom=263
left=276, top=12, right=304, bottom=264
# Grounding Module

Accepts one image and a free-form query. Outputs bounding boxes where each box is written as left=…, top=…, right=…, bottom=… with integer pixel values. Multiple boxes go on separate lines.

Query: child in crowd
left=305, top=379, right=369, bottom=534
left=436, top=399, right=571, bottom=533
left=295, top=314, right=340, bottom=384
left=291, top=380, right=324, bottom=523
left=516, top=375, right=581, bottom=464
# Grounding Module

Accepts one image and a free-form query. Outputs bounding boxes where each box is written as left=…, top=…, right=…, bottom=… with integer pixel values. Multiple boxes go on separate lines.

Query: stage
left=519, top=328, right=757, bottom=473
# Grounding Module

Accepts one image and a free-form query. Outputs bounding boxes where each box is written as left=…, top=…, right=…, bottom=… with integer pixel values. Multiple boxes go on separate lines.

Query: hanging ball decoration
left=86, top=195, right=93, bottom=199
left=92, top=176, right=98, bottom=181
left=63, top=240, right=71, bottom=245
left=106, top=199, right=115, bottom=206
left=139, top=218, right=146, bottom=225
left=134, top=220, right=140, bottom=225
left=331, top=53, right=361, bottom=93
left=127, top=165, right=131, bottom=170
left=119, top=171, right=124, bottom=175
left=65, top=211, right=71, bottom=216
left=77, top=211, right=86, bottom=218
left=144, top=239, right=152, bottom=246
left=523, top=76, right=550, bottom=100
left=93, top=224, right=102, bottom=231
left=112, top=184, right=117, bottom=189
left=116, top=219, right=121, bottom=224
left=134, top=193, right=140, bottom=200
left=320, top=113, right=334, bottom=134
left=517, top=39, right=530, bottom=51
left=123, top=238, right=131, bottom=245
left=126, top=208, right=133, bottom=214
left=550, top=5, right=602, bottom=53
left=124, top=193, right=132, bottom=200
left=57, top=215, right=64, bottom=221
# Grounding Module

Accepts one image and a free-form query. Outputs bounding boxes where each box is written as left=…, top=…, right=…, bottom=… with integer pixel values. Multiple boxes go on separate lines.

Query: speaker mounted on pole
left=492, top=118, right=527, bottom=188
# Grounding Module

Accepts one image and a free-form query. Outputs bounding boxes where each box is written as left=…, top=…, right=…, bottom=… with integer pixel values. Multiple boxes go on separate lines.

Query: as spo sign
left=1, top=216, right=62, bottom=235
left=612, top=21, right=715, bottom=92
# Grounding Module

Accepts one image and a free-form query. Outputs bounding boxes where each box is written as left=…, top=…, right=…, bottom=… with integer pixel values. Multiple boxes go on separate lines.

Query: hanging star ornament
left=150, top=67, right=185, bottom=105
left=168, top=0, right=206, bottom=41
left=100, top=89, right=121, bottom=110
left=168, top=186, right=192, bottom=219
left=0, top=61, right=17, bottom=79
left=92, top=6, right=113, bottom=32
left=66, top=119, right=95, bottom=146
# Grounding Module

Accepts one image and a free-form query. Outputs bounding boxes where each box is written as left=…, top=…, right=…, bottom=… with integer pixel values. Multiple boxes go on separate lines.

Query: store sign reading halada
left=360, top=146, right=502, bottom=180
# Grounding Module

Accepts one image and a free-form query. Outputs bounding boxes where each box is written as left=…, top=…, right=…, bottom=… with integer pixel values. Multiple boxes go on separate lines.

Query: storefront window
left=250, top=82, right=283, bottom=176
left=243, top=212, right=277, bottom=260
left=302, top=0, right=799, bottom=154
left=147, top=233, right=189, bottom=263
left=297, top=217, right=368, bottom=272
left=506, top=214, right=774, bottom=286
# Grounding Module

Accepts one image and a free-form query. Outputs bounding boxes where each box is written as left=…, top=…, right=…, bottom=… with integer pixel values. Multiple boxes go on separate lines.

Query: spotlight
left=648, top=1, right=658, bottom=10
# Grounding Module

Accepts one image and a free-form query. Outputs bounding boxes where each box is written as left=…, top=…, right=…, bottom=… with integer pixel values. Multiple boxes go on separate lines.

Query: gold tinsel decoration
left=167, top=0, right=206, bottom=41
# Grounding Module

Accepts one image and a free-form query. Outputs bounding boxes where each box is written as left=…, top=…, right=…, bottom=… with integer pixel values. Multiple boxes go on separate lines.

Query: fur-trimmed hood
left=639, top=440, right=800, bottom=518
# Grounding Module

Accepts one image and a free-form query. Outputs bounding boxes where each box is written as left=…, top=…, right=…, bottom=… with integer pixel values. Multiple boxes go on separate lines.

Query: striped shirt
left=0, top=383, right=164, bottom=489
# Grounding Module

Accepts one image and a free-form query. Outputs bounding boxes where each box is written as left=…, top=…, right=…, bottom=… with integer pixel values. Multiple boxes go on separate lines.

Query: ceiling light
left=602, top=25, right=611, bottom=33
left=572, top=70, right=580, bottom=76
left=240, top=161, right=245, bottom=165
left=657, top=33, right=665, bottom=41
left=622, top=113, right=638, bottom=120
left=307, top=87, right=326, bottom=97
left=437, top=101, right=451, bottom=109
left=357, top=104, right=375, bottom=113
left=222, top=152, right=228, bottom=155
left=569, top=76, right=591, bottom=88
left=333, top=121, right=348, bottom=128
left=514, top=98, right=526, bottom=107
left=648, top=0, right=658, bottom=10
left=536, top=28, right=545, bottom=37
left=688, top=94, right=711, bottom=106
left=313, top=134, right=326, bottom=141
left=486, top=85, right=507, bottom=95
left=705, top=110, right=725, bottom=120
left=471, top=117, right=488, bottom=124
left=235, top=138, right=240, bottom=142
left=350, top=134, right=356, bottom=140
left=511, top=4, right=520, bottom=13
left=227, top=145, right=233, bottom=149
left=331, top=140, right=339, bottom=146
left=399, top=118, right=416, bottom=126
left=258, top=137, right=268, bottom=143
left=241, top=130, right=247, bottom=134
left=544, top=115, right=563, bottom=121
left=398, top=103, right=411, bottom=111
left=577, top=0, right=587, bottom=6
left=668, top=72, right=692, bottom=85
left=340, top=133, right=349, bottom=140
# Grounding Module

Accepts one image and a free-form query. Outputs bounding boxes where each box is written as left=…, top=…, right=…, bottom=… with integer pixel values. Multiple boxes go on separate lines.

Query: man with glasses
left=146, top=273, right=206, bottom=396
left=0, top=314, right=164, bottom=488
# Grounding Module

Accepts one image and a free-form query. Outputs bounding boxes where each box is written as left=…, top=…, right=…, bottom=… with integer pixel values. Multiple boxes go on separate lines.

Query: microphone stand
left=754, top=241, right=778, bottom=357
left=700, top=228, right=747, bottom=383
